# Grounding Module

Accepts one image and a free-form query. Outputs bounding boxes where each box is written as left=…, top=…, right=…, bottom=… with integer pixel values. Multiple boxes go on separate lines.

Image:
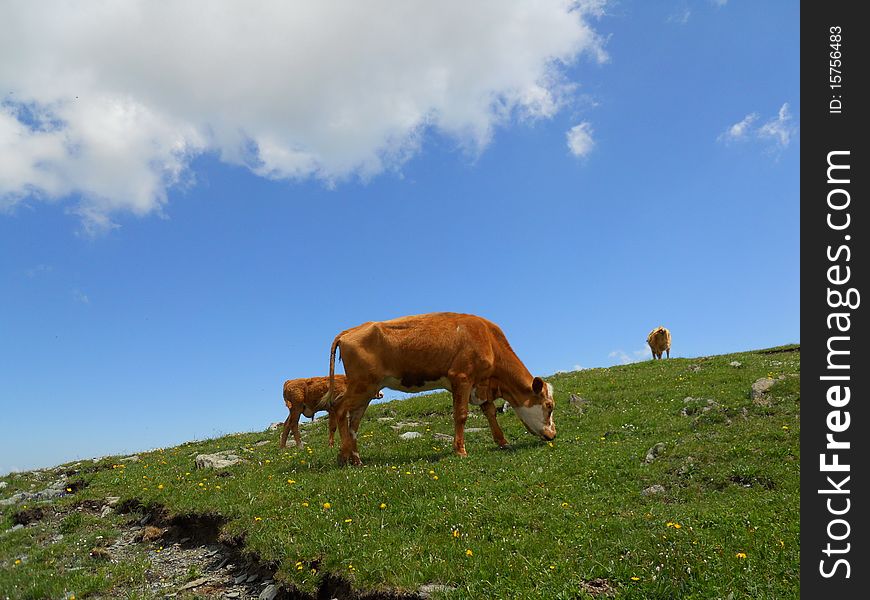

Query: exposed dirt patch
left=12, top=506, right=45, bottom=526
left=95, top=503, right=424, bottom=599
left=757, top=346, right=800, bottom=355
left=578, top=577, right=616, bottom=597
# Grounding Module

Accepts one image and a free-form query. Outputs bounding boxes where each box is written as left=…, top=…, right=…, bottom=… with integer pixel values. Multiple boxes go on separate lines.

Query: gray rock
left=644, top=443, right=665, bottom=464
left=267, top=422, right=282, bottom=431
left=680, top=397, right=720, bottom=417
left=751, top=377, right=779, bottom=400
left=399, top=431, right=423, bottom=440
left=100, top=506, right=114, bottom=518
left=254, top=440, right=270, bottom=446
left=121, top=455, right=140, bottom=462
left=419, top=583, right=456, bottom=598
left=105, top=496, right=121, bottom=506
left=642, top=484, right=666, bottom=496
left=178, top=577, right=210, bottom=592
left=729, top=361, right=742, bottom=367
left=432, top=433, right=453, bottom=441
left=464, top=428, right=485, bottom=433
left=391, top=421, right=423, bottom=430
left=569, top=394, right=589, bottom=411
left=259, top=584, right=281, bottom=600
left=195, top=452, right=242, bottom=470
left=10, top=524, right=24, bottom=532
left=0, top=492, right=29, bottom=507
left=0, top=481, right=7, bottom=489
left=376, top=417, right=395, bottom=422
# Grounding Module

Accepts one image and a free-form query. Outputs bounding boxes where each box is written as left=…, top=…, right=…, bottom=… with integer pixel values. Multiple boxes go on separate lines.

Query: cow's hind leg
left=480, top=400, right=509, bottom=448
left=335, top=384, right=376, bottom=466
left=280, top=391, right=304, bottom=449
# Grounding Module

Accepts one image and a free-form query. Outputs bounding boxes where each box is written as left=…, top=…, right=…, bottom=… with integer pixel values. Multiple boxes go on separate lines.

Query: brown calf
left=280, top=376, right=382, bottom=449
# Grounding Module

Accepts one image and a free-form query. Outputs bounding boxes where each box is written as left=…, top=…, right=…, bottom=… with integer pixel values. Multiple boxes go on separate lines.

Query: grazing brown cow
left=326, top=312, right=556, bottom=466
left=647, top=326, right=672, bottom=359
left=280, top=375, right=382, bottom=449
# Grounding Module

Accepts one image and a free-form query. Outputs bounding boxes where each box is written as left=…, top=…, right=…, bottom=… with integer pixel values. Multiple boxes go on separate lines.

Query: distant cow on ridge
left=326, top=312, right=556, bottom=466
left=647, top=326, right=671, bottom=360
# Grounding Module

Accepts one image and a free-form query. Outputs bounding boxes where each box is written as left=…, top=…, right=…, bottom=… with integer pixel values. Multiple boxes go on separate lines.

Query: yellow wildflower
left=254, top=517, right=262, bottom=522
left=736, top=552, right=747, bottom=559
left=465, top=549, right=473, bottom=557
left=452, top=529, right=460, bottom=538
left=631, top=576, right=640, bottom=581
left=301, top=501, right=309, bottom=507
left=379, top=503, right=387, bottom=509
left=344, top=518, right=353, bottom=523
left=323, top=502, right=331, bottom=509
left=157, top=484, right=164, bottom=490
left=433, top=475, right=439, bottom=480
left=287, top=479, right=296, bottom=484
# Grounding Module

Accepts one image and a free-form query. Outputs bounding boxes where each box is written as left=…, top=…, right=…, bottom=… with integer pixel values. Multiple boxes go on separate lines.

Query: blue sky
left=0, top=1, right=799, bottom=474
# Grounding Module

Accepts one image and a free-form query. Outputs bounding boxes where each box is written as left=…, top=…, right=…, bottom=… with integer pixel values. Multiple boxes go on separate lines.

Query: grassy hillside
left=0, top=346, right=800, bottom=599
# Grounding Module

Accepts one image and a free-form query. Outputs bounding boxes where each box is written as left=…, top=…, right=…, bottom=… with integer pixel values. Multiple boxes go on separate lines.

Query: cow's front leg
left=480, top=400, right=509, bottom=448
left=450, top=378, right=472, bottom=457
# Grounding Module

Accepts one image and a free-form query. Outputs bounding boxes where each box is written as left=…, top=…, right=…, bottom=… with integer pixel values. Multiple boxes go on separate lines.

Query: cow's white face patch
left=512, top=404, right=548, bottom=436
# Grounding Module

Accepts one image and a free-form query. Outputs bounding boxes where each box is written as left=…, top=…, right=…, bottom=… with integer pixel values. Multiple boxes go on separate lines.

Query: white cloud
left=72, top=289, right=90, bottom=304
left=718, top=113, right=759, bottom=143
left=667, top=8, right=692, bottom=25
left=566, top=121, right=595, bottom=157
left=718, top=103, right=797, bottom=151
left=608, top=347, right=650, bottom=365
left=758, top=103, right=796, bottom=149
left=0, top=1, right=609, bottom=232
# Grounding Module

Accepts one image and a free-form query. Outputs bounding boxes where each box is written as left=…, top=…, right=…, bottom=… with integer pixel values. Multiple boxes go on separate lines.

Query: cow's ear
left=532, top=377, right=545, bottom=394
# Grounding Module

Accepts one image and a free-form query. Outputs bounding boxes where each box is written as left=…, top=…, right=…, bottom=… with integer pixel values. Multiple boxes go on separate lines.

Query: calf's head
left=510, top=377, right=556, bottom=440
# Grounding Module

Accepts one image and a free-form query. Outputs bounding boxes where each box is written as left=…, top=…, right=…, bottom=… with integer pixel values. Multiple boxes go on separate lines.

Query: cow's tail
left=325, top=330, right=345, bottom=409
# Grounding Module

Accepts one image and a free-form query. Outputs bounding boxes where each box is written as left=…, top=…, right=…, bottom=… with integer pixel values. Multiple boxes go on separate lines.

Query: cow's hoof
left=497, top=442, right=511, bottom=450
left=455, top=448, right=468, bottom=458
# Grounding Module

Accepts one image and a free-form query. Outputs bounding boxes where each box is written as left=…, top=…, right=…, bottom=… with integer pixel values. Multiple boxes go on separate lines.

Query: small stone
left=751, top=377, right=779, bottom=400
left=642, top=484, right=666, bottom=496
left=0, top=481, right=7, bottom=489
left=234, top=574, right=247, bottom=584
left=178, top=577, right=210, bottom=592
left=10, top=524, right=24, bottom=532
left=121, top=455, right=140, bottom=462
left=195, top=452, right=242, bottom=470
left=376, top=417, right=395, bottom=422
left=432, top=433, right=453, bottom=441
left=419, top=584, right=456, bottom=598
left=391, top=421, right=423, bottom=430
left=259, top=584, right=280, bottom=600
left=105, top=496, right=121, bottom=506
left=399, top=431, right=423, bottom=440
left=246, top=572, right=258, bottom=583
left=569, top=394, right=588, bottom=411
left=225, top=592, right=240, bottom=599
left=729, top=361, right=742, bottom=367
left=100, top=506, right=113, bottom=518
left=644, top=443, right=665, bottom=464
left=267, top=422, right=282, bottom=431
left=464, top=427, right=485, bottom=433
left=254, top=440, right=270, bottom=446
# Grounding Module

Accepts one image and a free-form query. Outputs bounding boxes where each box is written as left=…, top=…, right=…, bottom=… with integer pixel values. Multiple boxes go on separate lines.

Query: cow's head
left=510, top=377, right=556, bottom=440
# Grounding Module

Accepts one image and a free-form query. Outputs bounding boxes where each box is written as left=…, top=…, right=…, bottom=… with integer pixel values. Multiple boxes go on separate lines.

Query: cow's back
left=339, top=312, right=497, bottom=380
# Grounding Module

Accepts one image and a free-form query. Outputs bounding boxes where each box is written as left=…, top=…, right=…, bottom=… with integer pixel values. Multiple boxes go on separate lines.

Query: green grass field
left=0, top=346, right=800, bottom=599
